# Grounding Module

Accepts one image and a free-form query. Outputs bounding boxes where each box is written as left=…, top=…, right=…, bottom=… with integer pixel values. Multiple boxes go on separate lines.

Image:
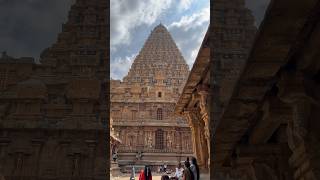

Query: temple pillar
left=110, top=138, right=121, bottom=177
left=184, top=111, right=200, bottom=162
left=197, top=85, right=211, bottom=170
left=278, top=71, right=320, bottom=180
left=184, top=109, right=209, bottom=170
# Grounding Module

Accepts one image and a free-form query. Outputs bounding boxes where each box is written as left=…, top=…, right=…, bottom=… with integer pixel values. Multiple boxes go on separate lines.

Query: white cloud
left=168, top=6, right=209, bottom=68
left=110, top=0, right=209, bottom=79
left=185, top=27, right=207, bottom=68
left=169, top=6, right=209, bottom=31
left=177, top=0, right=194, bottom=11
left=111, top=53, right=137, bottom=80
left=111, top=0, right=173, bottom=50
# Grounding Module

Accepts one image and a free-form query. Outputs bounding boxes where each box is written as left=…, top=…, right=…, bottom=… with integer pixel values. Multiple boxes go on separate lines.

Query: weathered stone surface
left=209, top=0, right=320, bottom=179
left=213, top=0, right=319, bottom=170
left=110, top=24, right=193, bottom=171
left=174, top=29, right=211, bottom=171
left=177, top=0, right=320, bottom=179
left=0, top=0, right=108, bottom=179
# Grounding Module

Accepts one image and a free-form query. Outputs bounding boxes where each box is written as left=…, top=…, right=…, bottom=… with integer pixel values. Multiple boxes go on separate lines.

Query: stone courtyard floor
left=111, top=174, right=162, bottom=180
left=111, top=173, right=210, bottom=180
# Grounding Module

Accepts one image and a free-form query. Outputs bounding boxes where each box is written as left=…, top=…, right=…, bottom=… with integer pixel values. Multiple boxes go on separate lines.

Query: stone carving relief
left=278, top=70, right=320, bottom=179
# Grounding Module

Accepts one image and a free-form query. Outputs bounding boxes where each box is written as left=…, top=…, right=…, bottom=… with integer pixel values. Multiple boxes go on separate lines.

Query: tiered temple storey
left=110, top=24, right=193, bottom=171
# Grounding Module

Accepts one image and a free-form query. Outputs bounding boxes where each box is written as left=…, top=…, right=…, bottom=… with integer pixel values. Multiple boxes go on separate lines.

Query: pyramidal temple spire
left=123, top=24, right=189, bottom=86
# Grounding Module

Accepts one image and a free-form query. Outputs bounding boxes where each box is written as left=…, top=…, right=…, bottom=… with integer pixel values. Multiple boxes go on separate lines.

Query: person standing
left=138, top=168, right=144, bottom=180
left=130, top=165, right=136, bottom=180
left=182, top=158, right=194, bottom=180
left=190, top=157, right=199, bottom=180
left=174, top=163, right=183, bottom=180
left=139, top=165, right=152, bottom=180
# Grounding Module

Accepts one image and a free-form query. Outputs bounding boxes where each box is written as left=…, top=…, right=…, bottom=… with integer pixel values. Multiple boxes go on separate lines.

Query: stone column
left=198, top=85, right=211, bottom=170
left=199, top=121, right=210, bottom=172
left=184, top=109, right=209, bottom=170
left=278, top=71, right=320, bottom=180
left=184, top=111, right=200, bottom=160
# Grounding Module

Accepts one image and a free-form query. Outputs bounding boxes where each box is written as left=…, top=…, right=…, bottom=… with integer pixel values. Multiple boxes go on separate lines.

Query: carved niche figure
left=167, top=134, right=173, bottom=149
left=13, top=153, right=24, bottom=176
left=147, top=135, right=153, bottom=148
left=112, top=152, right=118, bottom=162
left=128, top=135, right=134, bottom=149
left=135, top=151, right=142, bottom=160
left=72, top=154, right=81, bottom=176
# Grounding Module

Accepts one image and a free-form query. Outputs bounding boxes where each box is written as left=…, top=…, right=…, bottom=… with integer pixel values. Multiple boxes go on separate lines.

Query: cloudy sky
left=0, top=0, right=270, bottom=79
left=110, top=0, right=271, bottom=80
left=110, top=0, right=210, bottom=80
left=0, top=0, right=74, bottom=60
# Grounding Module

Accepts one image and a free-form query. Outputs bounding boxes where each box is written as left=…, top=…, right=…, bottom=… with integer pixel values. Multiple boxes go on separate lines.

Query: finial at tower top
left=155, top=22, right=166, bottom=29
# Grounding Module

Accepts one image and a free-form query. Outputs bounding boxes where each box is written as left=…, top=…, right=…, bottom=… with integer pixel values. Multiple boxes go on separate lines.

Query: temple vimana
left=0, top=0, right=108, bottom=179
left=110, top=24, right=193, bottom=171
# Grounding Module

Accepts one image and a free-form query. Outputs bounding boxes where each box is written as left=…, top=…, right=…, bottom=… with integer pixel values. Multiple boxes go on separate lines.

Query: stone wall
left=0, top=0, right=109, bottom=179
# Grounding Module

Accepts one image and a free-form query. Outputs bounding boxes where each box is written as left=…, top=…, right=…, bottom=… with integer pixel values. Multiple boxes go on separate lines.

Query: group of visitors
left=170, top=157, right=199, bottom=180
left=158, top=163, right=168, bottom=173
left=132, top=157, right=199, bottom=180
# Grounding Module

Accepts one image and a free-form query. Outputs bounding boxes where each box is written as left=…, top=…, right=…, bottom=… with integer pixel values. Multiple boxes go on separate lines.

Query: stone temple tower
left=0, top=0, right=108, bottom=179
left=110, top=24, right=193, bottom=171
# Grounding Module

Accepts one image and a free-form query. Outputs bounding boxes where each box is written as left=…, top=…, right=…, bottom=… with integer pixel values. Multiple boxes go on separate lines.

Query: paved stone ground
left=111, top=173, right=210, bottom=180
left=111, top=174, right=162, bottom=180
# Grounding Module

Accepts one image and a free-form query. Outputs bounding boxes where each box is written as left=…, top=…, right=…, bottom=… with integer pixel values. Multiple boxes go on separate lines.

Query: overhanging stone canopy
left=174, top=29, right=210, bottom=171
left=175, top=0, right=258, bottom=174
left=213, top=0, right=320, bottom=167
left=209, top=0, right=320, bottom=179
left=175, top=0, right=320, bottom=179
